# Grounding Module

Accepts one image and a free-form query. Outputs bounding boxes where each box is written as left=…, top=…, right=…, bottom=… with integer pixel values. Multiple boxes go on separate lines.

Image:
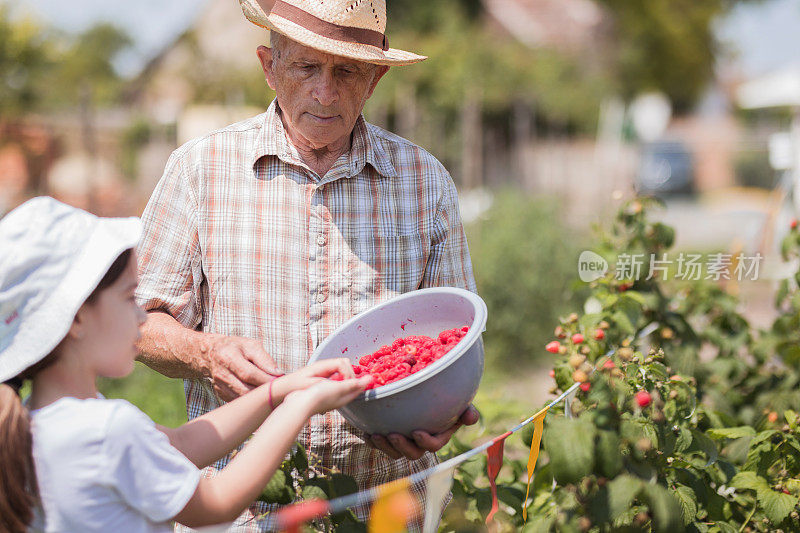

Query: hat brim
left=240, top=0, right=426, bottom=66
left=0, top=217, right=141, bottom=382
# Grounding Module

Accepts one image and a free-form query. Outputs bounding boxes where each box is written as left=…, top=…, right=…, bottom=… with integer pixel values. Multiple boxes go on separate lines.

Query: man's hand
left=138, top=312, right=282, bottom=402
left=366, top=404, right=480, bottom=460
left=203, top=334, right=283, bottom=401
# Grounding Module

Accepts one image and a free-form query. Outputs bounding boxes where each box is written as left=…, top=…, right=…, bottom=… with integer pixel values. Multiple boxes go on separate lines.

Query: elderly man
left=135, top=0, right=479, bottom=530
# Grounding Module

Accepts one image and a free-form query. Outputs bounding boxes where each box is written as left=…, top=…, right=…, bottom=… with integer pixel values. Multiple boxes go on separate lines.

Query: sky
left=11, top=0, right=800, bottom=79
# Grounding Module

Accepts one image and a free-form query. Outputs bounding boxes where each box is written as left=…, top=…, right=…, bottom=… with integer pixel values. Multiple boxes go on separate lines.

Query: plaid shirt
left=136, top=100, right=476, bottom=531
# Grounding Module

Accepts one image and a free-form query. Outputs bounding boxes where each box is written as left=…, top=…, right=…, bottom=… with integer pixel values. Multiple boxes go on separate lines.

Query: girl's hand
left=294, top=375, right=374, bottom=415
left=296, top=358, right=356, bottom=380
left=270, top=358, right=357, bottom=406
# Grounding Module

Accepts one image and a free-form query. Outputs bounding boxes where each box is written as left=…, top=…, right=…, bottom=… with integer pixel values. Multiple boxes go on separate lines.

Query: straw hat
left=239, top=0, right=426, bottom=65
left=0, top=197, right=141, bottom=382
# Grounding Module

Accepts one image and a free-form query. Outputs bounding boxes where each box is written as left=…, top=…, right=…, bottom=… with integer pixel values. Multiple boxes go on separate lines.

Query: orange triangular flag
left=368, top=478, right=416, bottom=533
left=522, top=408, right=548, bottom=522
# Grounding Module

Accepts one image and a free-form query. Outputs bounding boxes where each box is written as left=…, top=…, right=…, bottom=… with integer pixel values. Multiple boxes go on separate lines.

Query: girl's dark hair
left=0, top=248, right=134, bottom=531
left=85, top=248, right=134, bottom=304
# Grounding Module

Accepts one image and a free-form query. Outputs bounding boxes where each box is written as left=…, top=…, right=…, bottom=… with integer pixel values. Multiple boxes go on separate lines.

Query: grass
left=98, top=362, right=187, bottom=427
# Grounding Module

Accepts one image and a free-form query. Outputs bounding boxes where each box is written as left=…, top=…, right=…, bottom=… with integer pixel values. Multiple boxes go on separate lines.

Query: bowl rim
left=309, top=287, right=487, bottom=400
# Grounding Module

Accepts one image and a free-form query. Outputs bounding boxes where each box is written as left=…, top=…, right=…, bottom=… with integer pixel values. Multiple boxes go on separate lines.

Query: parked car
left=636, top=140, right=694, bottom=196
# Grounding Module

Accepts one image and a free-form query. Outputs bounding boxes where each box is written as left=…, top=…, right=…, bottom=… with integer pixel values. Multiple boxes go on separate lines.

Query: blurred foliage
left=97, top=362, right=186, bottom=427
left=47, top=23, right=132, bottom=108
left=373, top=0, right=611, bottom=134
left=119, top=117, right=152, bottom=181
left=0, top=5, right=131, bottom=116
left=3, top=0, right=766, bottom=129
left=465, top=190, right=586, bottom=369
left=0, top=5, right=52, bottom=117
left=598, top=0, right=723, bottom=113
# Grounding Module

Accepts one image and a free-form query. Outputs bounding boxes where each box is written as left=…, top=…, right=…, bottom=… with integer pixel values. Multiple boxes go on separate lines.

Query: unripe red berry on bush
left=602, top=359, right=615, bottom=370
left=635, top=390, right=652, bottom=408
left=571, top=333, right=584, bottom=344
left=546, top=341, right=561, bottom=353
left=579, top=382, right=591, bottom=392
left=594, top=329, right=605, bottom=340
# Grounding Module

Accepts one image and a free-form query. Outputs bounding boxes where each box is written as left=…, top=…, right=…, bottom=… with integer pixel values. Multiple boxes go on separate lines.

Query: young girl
left=0, top=197, right=372, bottom=532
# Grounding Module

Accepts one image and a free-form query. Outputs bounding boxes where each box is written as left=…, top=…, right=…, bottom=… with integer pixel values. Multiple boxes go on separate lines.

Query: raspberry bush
left=441, top=198, right=800, bottom=532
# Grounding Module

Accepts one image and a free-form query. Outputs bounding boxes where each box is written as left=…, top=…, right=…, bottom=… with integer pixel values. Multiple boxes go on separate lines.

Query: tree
left=47, top=22, right=133, bottom=108
left=598, top=0, right=752, bottom=113
left=0, top=5, right=52, bottom=117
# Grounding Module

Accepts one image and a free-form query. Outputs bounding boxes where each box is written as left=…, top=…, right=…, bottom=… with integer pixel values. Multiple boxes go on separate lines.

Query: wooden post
left=460, top=88, right=482, bottom=190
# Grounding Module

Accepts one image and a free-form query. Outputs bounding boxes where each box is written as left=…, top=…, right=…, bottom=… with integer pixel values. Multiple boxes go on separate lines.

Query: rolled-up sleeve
left=421, top=174, right=477, bottom=293
left=136, top=150, right=204, bottom=330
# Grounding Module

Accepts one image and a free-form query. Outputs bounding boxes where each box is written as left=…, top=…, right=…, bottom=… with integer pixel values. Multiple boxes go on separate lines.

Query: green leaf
left=710, top=522, right=738, bottom=533
left=596, top=430, right=623, bottom=478
left=612, top=309, right=636, bottom=335
left=706, top=427, right=756, bottom=440
left=543, top=416, right=596, bottom=484
left=641, top=483, right=682, bottom=533
left=333, top=518, right=367, bottom=533
left=731, top=471, right=800, bottom=523
left=759, top=487, right=799, bottom=524
left=673, top=484, right=698, bottom=525
left=302, top=482, right=328, bottom=501
left=329, top=473, right=359, bottom=498
left=554, top=364, right=575, bottom=394
left=730, top=471, right=763, bottom=491
left=675, top=427, right=693, bottom=453
left=258, top=470, right=294, bottom=505
left=607, top=474, right=643, bottom=520
left=292, top=442, right=309, bottom=472
left=689, top=429, right=718, bottom=466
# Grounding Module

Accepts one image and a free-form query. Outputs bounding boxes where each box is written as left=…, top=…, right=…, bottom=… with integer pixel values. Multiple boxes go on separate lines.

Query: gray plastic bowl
left=308, top=287, right=487, bottom=437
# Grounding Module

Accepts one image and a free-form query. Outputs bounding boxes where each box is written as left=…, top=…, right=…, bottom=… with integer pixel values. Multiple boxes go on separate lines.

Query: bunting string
left=272, top=323, right=658, bottom=531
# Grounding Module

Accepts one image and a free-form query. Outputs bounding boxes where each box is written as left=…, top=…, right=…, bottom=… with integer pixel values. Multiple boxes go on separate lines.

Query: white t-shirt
left=29, top=397, right=201, bottom=533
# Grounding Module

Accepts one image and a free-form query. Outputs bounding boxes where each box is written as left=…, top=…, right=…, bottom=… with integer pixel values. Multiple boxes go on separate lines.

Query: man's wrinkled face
left=258, top=37, right=388, bottom=150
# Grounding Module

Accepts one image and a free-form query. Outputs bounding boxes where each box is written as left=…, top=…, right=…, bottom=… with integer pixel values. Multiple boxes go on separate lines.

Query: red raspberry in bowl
left=350, top=326, right=470, bottom=390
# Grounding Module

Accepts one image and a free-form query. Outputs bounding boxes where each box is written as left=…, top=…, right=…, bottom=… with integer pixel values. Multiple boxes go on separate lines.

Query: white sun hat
left=0, top=197, right=141, bottom=382
left=239, top=0, right=427, bottom=65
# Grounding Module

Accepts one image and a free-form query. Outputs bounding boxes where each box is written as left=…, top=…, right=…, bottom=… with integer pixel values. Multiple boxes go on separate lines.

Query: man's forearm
left=136, top=311, right=210, bottom=380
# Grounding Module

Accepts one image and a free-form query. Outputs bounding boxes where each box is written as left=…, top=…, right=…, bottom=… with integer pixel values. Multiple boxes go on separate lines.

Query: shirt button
left=317, top=293, right=327, bottom=303
left=317, top=234, right=326, bottom=246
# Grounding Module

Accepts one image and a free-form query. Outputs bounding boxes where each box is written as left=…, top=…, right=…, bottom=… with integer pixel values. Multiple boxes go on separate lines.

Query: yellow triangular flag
left=368, top=478, right=416, bottom=533
left=522, top=408, right=548, bottom=522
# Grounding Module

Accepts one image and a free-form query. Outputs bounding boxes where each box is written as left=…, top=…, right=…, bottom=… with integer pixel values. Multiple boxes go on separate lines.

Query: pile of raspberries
left=334, top=326, right=469, bottom=389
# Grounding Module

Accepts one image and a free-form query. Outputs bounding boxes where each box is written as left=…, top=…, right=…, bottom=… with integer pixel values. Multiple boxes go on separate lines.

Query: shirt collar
left=252, top=99, right=397, bottom=179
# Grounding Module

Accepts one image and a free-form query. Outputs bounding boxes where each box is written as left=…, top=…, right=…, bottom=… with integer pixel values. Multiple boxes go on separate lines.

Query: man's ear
left=366, top=65, right=389, bottom=99
left=257, top=45, right=277, bottom=91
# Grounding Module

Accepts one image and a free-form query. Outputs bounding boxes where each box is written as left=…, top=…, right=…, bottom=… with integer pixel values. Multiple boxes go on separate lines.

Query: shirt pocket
left=348, top=233, right=430, bottom=313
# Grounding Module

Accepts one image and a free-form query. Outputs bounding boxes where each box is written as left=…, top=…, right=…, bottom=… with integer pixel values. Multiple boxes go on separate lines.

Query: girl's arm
left=157, top=358, right=355, bottom=468
left=172, top=377, right=370, bottom=528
